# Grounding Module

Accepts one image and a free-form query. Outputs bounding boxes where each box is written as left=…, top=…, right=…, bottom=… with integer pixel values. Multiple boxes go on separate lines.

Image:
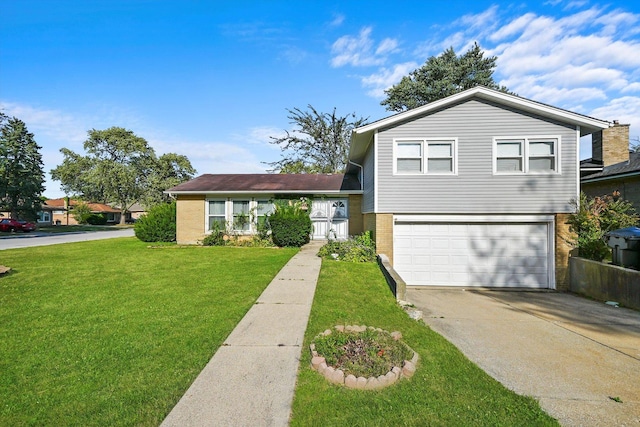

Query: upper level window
left=494, top=137, right=559, bottom=174
left=496, top=140, right=524, bottom=172
left=396, top=141, right=422, bottom=173
left=395, top=139, right=457, bottom=175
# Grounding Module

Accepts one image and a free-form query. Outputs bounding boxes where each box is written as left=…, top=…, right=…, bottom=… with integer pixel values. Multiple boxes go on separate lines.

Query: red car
left=0, top=218, right=36, bottom=232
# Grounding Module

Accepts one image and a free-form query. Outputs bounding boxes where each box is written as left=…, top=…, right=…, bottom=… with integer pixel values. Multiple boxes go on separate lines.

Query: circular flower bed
left=310, top=325, right=419, bottom=390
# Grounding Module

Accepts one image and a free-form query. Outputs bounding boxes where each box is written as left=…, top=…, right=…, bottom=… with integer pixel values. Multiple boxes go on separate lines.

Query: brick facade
left=554, top=213, right=575, bottom=291
left=176, top=195, right=205, bottom=244
left=362, top=213, right=394, bottom=264
left=592, top=122, right=630, bottom=167
left=348, top=194, right=364, bottom=236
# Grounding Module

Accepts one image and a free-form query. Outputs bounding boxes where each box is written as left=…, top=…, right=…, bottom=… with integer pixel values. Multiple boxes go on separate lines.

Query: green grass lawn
left=290, top=261, right=559, bottom=426
left=0, top=239, right=297, bottom=426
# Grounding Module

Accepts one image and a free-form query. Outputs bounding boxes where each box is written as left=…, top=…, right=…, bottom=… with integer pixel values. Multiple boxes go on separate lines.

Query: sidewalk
left=161, top=240, right=324, bottom=427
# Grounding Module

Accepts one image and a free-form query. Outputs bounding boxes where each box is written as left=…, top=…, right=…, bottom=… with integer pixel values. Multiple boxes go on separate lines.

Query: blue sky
left=2, top=0, right=639, bottom=198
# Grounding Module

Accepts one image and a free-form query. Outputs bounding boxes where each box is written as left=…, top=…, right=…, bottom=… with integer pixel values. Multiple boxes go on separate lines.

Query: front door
left=310, top=199, right=349, bottom=240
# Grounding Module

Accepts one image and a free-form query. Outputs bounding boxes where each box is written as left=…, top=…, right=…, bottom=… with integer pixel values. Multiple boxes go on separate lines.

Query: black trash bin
left=604, top=226, right=640, bottom=268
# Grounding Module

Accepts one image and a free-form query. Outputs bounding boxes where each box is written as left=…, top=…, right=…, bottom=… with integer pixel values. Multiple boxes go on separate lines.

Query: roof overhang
left=582, top=170, right=640, bottom=183
left=164, top=189, right=363, bottom=195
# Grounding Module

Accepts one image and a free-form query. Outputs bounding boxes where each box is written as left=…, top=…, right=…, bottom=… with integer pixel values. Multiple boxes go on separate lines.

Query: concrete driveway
left=406, top=288, right=640, bottom=426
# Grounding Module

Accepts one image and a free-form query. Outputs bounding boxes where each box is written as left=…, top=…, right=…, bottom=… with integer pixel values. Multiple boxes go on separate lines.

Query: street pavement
left=0, top=228, right=135, bottom=250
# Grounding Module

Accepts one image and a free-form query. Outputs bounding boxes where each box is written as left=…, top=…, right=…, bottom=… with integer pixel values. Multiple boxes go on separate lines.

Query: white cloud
left=376, top=38, right=399, bottom=56
left=329, top=13, right=345, bottom=27
left=361, top=62, right=419, bottom=98
left=330, top=27, right=399, bottom=67
left=455, top=5, right=499, bottom=36
left=590, top=96, right=640, bottom=137
left=490, top=13, right=537, bottom=41
left=0, top=101, right=87, bottom=147
left=622, top=83, right=640, bottom=93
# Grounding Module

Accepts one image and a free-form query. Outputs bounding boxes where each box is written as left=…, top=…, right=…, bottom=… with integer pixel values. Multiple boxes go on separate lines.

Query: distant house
left=580, top=122, right=639, bottom=211
left=168, top=86, right=615, bottom=290
left=43, top=199, right=123, bottom=225
left=109, top=202, right=146, bottom=223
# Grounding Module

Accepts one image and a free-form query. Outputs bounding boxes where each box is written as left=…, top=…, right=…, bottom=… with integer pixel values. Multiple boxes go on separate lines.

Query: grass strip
left=291, top=261, right=558, bottom=426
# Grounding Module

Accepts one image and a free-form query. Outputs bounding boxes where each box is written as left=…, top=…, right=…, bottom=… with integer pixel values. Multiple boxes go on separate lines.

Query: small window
left=396, top=141, right=423, bottom=173
left=395, top=139, right=457, bottom=174
left=426, top=142, right=454, bottom=173
left=494, top=137, right=558, bottom=174
left=496, top=140, right=524, bottom=172
left=529, top=140, right=556, bottom=171
left=232, top=200, right=250, bottom=231
left=208, top=200, right=226, bottom=230
left=256, top=200, right=273, bottom=227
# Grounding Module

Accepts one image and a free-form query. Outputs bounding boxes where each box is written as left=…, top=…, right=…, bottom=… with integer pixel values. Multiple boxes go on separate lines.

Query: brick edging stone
left=310, top=325, right=419, bottom=390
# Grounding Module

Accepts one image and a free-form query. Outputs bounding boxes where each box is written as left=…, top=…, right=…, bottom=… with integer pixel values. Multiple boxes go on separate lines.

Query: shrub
left=134, top=201, right=176, bottom=242
left=568, top=192, right=638, bottom=261
left=86, top=213, right=107, bottom=225
left=318, top=231, right=377, bottom=262
left=71, top=202, right=93, bottom=224
left=268, top=199, right=312, bottom=247
left=201, top=221, right=227, bottom=246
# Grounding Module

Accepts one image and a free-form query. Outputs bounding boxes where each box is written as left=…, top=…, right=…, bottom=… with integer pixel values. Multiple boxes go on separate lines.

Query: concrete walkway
left=161, top=241, right=324, bottom=427
left=407, top=288, right=640, bottom=427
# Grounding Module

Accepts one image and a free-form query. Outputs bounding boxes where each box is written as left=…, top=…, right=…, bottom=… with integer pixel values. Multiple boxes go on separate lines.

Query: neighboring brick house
left=580, top=122, right=640, bottom=211
left=43, top=198, right=123, bottom=225
left=168, top=86, right=615, bottom=290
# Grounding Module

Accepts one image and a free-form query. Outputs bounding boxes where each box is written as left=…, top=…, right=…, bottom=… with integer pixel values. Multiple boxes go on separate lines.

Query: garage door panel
left=394, top=221, right=550, bottom=288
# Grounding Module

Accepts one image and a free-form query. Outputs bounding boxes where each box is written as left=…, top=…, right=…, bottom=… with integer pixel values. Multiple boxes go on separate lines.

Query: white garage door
left=394, top=221, right=551, bottom=288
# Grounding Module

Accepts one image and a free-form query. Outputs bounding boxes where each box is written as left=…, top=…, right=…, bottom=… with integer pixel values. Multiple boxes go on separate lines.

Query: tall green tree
left=140, top=153, right=196, bottom=208
left=267, top=106, right=367, bottom=174
left=51, top=127, right=195, bottom=224
left=381, top=42, right=511, bottom=112
left=0, top=113, right=45, bottom=220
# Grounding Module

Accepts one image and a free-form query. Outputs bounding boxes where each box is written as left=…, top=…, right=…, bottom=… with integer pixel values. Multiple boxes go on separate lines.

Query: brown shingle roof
left=166, top=174, right=361, bottom=193
left=45, top=199, right=121, bottom=213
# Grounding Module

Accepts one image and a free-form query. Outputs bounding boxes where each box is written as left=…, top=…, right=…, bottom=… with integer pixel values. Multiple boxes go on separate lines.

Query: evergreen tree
left=0, top=114, right=45, bottom=220
left=381, top=42, right=511, bottom=112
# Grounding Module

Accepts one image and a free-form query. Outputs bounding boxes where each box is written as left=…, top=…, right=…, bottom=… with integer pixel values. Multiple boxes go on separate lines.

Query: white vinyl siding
left=394, top=139, right=457, bottom=175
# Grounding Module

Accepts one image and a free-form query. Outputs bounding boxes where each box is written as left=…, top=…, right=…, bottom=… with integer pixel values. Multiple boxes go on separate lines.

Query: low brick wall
left=377, top=254, right=406, bottom=301
left=569, top=257, right=640, bottom=310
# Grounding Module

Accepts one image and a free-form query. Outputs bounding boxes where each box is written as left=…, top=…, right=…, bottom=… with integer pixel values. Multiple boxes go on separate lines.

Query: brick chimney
left=592, top=120, right=630, bottom=166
